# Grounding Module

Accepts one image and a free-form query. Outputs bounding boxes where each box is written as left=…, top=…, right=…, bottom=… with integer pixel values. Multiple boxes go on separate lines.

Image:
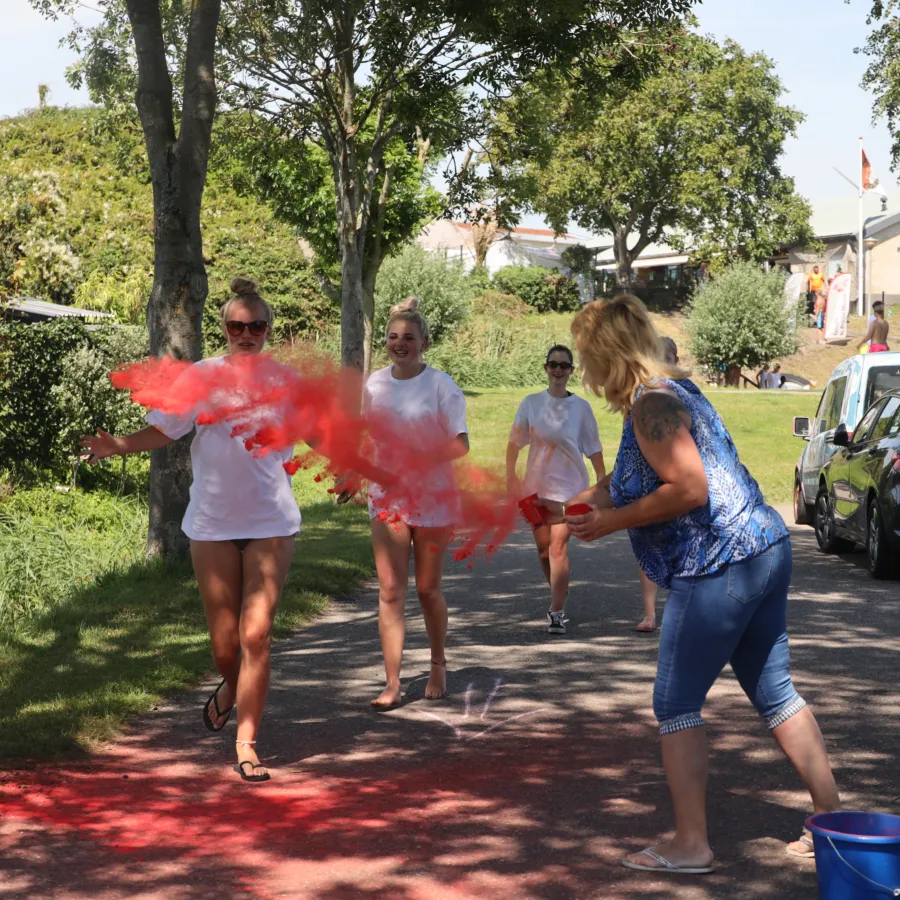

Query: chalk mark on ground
left=413, top=677, right=548, bottom=741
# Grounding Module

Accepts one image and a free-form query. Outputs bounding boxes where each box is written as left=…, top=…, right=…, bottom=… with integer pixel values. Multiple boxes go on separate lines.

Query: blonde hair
left=385, top=295, right=429, bottom=343
left=221, top=277, right=274, bottom=327
left=571, top=295, right=690, bottom=414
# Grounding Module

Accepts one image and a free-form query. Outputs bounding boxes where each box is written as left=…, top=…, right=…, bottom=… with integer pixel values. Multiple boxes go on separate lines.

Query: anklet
left=235, top=740, right=257, bottom=746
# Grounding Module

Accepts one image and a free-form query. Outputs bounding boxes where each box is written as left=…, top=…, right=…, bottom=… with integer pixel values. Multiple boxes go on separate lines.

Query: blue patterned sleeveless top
left=609, top=379, right=788, bottom=588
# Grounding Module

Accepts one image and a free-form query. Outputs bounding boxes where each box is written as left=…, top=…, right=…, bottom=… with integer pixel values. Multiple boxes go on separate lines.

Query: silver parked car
left=791, top=351, right=900, bottom=525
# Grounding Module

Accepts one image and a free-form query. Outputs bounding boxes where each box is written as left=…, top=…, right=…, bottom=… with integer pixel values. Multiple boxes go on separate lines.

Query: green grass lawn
left=0, top=384, right=818, bottom=759
left=466, top=385, right=820, bottom=504
left=0, top=484, right=372, bottom=760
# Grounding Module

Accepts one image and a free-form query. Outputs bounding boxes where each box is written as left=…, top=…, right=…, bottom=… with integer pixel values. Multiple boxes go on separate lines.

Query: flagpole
left=859, top=136, right=864, bottom=318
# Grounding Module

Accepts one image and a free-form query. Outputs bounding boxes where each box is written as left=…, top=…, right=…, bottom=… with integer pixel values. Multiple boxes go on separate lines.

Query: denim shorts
left=653, top=537, right=806, bottom=735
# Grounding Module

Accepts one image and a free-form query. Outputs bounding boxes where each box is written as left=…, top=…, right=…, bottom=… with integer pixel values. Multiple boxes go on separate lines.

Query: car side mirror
left=792, top=416, right=811, bottom=438
left=832, top=425, right=851, bottom=447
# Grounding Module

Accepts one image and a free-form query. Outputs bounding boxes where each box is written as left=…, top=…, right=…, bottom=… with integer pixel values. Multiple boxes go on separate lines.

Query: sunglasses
left=546, top=361, right=574, bottom=371
left=225, top=320, right=268, bottom=337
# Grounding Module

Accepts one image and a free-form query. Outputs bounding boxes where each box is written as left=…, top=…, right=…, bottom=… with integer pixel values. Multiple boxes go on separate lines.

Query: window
left=889, top=405, right=900, bottom=437
left=819, top=376, right=848, bottom=434
left=872, top=396, right=900, bottom=442
left=853, top=400, right=885, bottom=444
left=864, top=366, right=900, bottom=411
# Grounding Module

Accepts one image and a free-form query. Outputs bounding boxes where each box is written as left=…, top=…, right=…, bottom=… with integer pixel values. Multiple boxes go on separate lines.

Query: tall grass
left=0, top=488, right=148, bottom=632
left=428, top=314, right=574, bottom=388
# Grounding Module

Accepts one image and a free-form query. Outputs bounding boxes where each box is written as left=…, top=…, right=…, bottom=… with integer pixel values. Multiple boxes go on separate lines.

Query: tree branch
left=125, top=0, right=177, bottom=180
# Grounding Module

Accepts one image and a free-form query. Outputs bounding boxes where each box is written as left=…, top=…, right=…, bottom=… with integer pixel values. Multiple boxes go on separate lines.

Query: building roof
left=455, top=222, right=583, bottom=242
left=1, top=297, right=116, bottom=321
left=809, top=193, right=893, bottom=240
left=593, top=240, right=689, bottom=267
left=418, top=219, right=586, bottom=249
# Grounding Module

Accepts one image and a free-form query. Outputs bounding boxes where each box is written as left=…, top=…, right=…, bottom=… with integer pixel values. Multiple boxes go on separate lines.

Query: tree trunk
left=127, top=0, right=220, bottom=557
left=361, top=253, right=384, bottom=376
left=340, top=240, right=366, bottom=373
left=145, top=170, right=207, bottom=557
left=614, top=229, right=634, bottom=291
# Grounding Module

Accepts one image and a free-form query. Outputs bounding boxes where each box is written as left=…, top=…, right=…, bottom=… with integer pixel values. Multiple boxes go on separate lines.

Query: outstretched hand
left=565, top=506, right=616, bottom=542
left=79, top=429, right=120, bottom=464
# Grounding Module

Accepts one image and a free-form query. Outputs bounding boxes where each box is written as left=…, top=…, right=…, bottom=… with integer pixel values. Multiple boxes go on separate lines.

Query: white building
left=417, top=220, right=586, bottom=276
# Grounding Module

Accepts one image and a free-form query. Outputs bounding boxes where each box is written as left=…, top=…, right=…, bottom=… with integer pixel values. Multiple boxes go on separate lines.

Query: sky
left=0, top=0, right=894, bottom=237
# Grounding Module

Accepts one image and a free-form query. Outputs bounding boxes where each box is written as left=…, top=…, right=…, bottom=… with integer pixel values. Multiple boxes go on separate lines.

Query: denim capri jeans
left=653, top=536, right=806, bottom=735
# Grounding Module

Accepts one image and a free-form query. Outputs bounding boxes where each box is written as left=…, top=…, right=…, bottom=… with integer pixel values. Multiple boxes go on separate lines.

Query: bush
left=685, top=263, right=802, bottom=372
left=492, top=266, right=581, bottom=313
left=52, top=327, right=149, bottom=477
left=0, top=321, right=149, bottom=482
left=73, top=268, right=151, bottom=324
left=426, top=315, right=572, bottom=389
left=374, top=245, right=471, bottom=343
left=471, top=290, right=530, bottom=319
left=0, top=319, right=90, bottom=479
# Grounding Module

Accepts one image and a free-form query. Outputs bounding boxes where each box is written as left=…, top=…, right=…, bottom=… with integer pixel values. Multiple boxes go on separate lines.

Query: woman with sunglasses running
left=365, top=297, right=469, bottom=709
left=506, top=345, right=605, bottom=634
left=80, top=278, right=301, bottom=784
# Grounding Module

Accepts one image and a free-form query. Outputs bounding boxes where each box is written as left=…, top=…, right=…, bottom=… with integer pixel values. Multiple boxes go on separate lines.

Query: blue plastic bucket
left=806, top=811, right=900, bottom=899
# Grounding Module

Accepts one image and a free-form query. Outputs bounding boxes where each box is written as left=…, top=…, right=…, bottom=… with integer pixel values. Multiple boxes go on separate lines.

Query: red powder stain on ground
left=111, top=354, right=521, bottom=564
left=0, top=750, right=540, bottom=899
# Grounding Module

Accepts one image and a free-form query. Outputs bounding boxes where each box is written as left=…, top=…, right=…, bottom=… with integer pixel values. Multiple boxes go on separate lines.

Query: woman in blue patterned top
left=565, top=295, right=839, bottom=875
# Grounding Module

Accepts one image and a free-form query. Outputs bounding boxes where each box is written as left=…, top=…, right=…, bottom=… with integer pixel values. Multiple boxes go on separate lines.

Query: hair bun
left=230, top=276, right=258, bottom=297
left=389, top=295, right=420, bottom=316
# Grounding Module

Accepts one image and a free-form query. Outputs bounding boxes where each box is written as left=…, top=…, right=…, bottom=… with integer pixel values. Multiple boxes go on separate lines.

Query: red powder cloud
left=111, top=353, right=520, bottom=562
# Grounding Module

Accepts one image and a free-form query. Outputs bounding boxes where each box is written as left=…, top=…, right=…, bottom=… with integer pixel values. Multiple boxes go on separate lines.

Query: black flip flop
left=234, top=760, right=270, bottom=783
left=202, top=678, right=234, bottom=732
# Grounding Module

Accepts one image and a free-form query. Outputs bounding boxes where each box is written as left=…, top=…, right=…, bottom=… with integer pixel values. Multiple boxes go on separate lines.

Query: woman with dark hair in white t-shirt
left=363, top=297, right=470, bottom=709
left=79, top=278, right=301, bottom=784
left=506, top=345, right=606, bottom=634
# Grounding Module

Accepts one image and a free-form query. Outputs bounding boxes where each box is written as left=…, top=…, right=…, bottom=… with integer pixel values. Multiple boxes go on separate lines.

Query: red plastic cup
left=565, top=503, right=592, bottom=516
left=518, top=493, right=545, bottom=525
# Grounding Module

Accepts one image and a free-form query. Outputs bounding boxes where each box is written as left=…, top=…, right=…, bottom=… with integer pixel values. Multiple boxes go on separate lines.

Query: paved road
left=2, top=509, right=899, bottom=899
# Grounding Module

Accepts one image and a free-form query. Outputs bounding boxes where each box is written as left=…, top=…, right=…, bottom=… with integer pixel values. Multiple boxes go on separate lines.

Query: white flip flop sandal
left=786, top=833, right=815, bottom=858
left=622, top=848, right=714, bottom=875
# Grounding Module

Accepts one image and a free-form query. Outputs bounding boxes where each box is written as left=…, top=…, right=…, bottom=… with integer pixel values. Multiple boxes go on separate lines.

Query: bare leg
left=371, top=519, right=412, bottom=708
left=412, top=527, right=452, bottom=699
left=190, top=540, right=244, bottom=727
left=637, top=569, right=658, bottom=632
left=532, top=523, right=552, bottom=585
left=772, top=706, right=841, bottom=851
left=547, top=523, right=571, bottom=613
left=232, top=536, right=295, bottom=778
left=625, top=728, right=715, bottom=869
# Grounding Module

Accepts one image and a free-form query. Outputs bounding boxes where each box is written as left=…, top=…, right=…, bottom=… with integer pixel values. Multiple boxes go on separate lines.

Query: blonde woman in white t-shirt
left=79, top=278, right=300, bottom=784
left=363, top=297, right=469, bottom=709
left=506, top=345, right=606, bottom=634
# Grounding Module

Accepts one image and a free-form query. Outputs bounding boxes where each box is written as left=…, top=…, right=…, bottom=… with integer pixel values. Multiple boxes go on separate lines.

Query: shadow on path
left=2, top=522, right=898, bottom=899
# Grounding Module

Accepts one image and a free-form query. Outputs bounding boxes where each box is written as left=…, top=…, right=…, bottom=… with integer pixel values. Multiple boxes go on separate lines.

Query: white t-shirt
left=509, top=391, right=603, bottom=503
left=146, top=357, right=302, bottom=542
left=363, top=364, right=468, bottom=527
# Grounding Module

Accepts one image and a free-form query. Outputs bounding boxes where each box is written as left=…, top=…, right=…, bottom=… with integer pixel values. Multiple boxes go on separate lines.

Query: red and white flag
left=862, top=149, right=888, bottom=198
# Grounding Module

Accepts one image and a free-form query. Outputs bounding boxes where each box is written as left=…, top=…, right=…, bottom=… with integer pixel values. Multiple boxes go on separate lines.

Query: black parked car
left=815, top=388, right=900, bottom=578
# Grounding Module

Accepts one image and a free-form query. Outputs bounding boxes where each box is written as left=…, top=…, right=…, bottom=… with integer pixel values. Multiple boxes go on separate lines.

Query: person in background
left=859, top=301, right=890, bottom=353
left=768, top=363, right=782, bottom=389
left=808, top=267, right=827, bottom=343
left=756, top=363, right=770, bottom=389
left=507, top=345, right=606, bottom=635
left=566, top=295, right=840, bottom=873
left=364, top=297, right=469, bottom=709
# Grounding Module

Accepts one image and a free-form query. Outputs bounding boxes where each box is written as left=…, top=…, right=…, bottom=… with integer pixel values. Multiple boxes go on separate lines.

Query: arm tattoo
left=634, top=392, right=690, bottom=443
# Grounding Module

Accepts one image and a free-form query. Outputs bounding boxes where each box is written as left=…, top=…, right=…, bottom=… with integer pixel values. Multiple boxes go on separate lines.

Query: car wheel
left=867, top=497, right=898, bottom=579
left=815, top=488, right=854, bottom=554
left=793, top=476, right=811, bottom=525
